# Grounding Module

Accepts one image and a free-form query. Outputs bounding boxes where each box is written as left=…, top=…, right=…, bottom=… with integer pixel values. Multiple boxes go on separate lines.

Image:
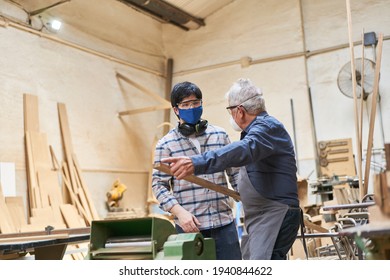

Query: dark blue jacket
left=192, top=111, right=298, bottom=207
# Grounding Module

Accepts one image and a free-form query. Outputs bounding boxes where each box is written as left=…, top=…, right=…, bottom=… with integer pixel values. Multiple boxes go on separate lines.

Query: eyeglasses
left=226, top=94, right=258, bottom=114
left=226, top=105, right=239, bottom=114
left=177, top=99, right=202, bottom=109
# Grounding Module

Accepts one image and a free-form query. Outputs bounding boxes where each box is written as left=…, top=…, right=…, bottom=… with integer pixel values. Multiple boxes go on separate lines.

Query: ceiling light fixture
left=50, top=19, right=62, bottom=31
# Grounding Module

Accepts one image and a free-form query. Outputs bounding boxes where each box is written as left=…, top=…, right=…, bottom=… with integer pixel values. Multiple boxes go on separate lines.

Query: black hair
left=170, top=81, right=202, bottom=108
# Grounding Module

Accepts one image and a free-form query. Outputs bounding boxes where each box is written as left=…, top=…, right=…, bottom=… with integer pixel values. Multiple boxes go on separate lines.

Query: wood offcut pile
left=0, top=94, right=100, bottom=259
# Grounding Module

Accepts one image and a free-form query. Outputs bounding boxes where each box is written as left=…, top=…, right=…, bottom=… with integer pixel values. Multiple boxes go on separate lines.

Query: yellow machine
left=106, top=179, right=127, bottom=211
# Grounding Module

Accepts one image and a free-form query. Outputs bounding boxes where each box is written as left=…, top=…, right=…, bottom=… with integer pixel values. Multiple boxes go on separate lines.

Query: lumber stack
left=0, top=94, right=101, bottom=258
left=57, top=103, right=100, bottom=225
left=0, top=93, right=102, bottom=259
left=22, top=94, right=66, bottom=231
left=0, top=183, right=19, bottom=234
left=20, top=94, right=100, bottom=232
left=372, top=143, right=390, bottom=217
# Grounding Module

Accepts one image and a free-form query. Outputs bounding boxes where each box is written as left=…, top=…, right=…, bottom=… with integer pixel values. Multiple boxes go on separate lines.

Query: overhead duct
left=117, top=0, right=205, bottom=31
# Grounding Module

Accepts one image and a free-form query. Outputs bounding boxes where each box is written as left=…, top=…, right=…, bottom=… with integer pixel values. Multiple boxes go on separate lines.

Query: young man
left=152, top=81, right=242, bottom=260
left=162, top=78, right=300, bottom=260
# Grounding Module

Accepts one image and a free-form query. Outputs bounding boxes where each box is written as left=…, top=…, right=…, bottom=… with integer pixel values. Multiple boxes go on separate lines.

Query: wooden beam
left=5, top=197, right=27, bottom=232
left=304, top=220, right=329, bottom=233
left=385, top=144, right=390, bottom=171
left=116, top=72, right=169, bottom=104
left=153, top=163, right=240, bottom=201
left=25, top=132, right=38, bottom=210
left=147, top=138, right=160, bottom=206
left=61, top=168, right=91, bottom=225
left=346, top=0, right=363, bottom=201
left=358, top=29, right=365, bottom=201
left=363, top=33, right=384, bottom=196
left=23, top=94, right=40, bottom=217
left=60, top=204, right=86, bottom=228
left=72, top=155, right=100, bottom=220
left=0, top=183, right=17, bottom=233
left=163, top=58, right=174, bottom=135
left=116, top=72, right=171, bottom=117
left=23, top=94, right=39, bottom=133
left=117, top=104, right=171, bottom=116
left=49, top=145, right=60, bottom=170
left=58, top=103, right=78, bottom=195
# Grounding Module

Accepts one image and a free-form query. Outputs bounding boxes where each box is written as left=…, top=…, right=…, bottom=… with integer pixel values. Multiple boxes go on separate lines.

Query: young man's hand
left=170, top=204, right=201, bottom=232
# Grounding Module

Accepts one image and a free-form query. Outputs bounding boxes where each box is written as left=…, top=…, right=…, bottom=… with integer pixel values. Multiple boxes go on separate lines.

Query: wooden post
left=385, top=144, right=390, bottom=171
left=363, top=34, right=383, bottom=196
left=163, top=58, right=174, bottom=135
left=346, top=0, right=363, bottom=201
left=359, top=30, right=365, bottom=150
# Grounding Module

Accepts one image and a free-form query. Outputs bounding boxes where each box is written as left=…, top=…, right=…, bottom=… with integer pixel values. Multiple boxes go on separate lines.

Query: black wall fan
left=337, top=58, right=376, bottom=100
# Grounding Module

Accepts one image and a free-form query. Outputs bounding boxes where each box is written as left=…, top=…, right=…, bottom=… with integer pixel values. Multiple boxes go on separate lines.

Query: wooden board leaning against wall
left=0, top=94, right=101, bottom=259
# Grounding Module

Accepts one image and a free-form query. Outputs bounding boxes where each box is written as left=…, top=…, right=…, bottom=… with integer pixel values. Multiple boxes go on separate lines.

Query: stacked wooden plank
left=58, top=103, right=100, bottom=225
left=23, top=94, right=66, bottom=231
left=373, top=143, right=390, bottom=217
left=0, top=94, right=100, bottom=259
left=0, top=183, right=18, bottom=234
left=21, top=94, right=99, bottom=231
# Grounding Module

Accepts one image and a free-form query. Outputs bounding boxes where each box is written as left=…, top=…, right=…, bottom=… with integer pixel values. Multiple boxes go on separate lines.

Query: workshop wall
left=304, top=0, right=390, bottom=195
left=162, top=0, right=390, bottom=200
left=0, top=2, right=167, bottom=218
left=163, top=0, right=312, bottom=174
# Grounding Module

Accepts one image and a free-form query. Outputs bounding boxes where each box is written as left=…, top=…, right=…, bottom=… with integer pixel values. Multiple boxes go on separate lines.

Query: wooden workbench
left=0, top=227, right=90, bottom=260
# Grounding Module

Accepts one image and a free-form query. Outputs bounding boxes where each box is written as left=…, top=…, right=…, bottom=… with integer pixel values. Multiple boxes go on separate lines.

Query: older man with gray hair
left=162, top=78, right=300, bottom=260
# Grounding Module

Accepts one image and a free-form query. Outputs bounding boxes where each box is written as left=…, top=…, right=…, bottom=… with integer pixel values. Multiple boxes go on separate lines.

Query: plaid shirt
left=152, top=124, right=239, bottom=230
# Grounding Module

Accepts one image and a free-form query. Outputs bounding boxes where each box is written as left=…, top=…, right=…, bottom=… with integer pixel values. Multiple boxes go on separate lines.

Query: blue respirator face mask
left=178, top=106, right=203, bottom=124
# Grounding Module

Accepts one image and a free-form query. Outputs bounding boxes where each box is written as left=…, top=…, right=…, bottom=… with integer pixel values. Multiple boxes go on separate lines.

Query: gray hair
left=225, top=78, right=266, bottom=114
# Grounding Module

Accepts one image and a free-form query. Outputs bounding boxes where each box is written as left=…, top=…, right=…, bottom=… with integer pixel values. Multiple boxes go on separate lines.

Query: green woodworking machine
left=86, top=217, right=216, bottom=260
